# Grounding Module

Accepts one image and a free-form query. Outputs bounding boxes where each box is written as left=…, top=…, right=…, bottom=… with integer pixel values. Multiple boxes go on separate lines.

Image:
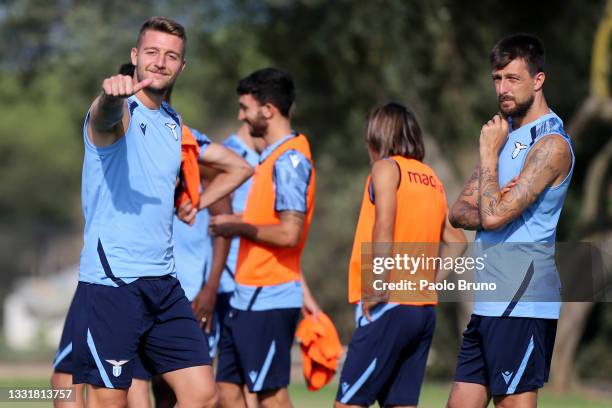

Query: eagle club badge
left=105, top=359, right=129, bottom=377
left=512, top=141, right=528, bottom=159
left=165, top=122, right=178, bottom=140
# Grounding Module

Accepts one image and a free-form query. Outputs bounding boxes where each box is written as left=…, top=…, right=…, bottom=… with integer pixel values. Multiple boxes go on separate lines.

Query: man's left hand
left=177, top=199, right=197, bottom=225
left=192, top=285, right=217, bottom=332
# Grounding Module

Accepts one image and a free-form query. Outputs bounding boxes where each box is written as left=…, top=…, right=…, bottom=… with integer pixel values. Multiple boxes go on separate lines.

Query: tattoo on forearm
left=452, top=200, right=481, bottom=230
left=450, top=167, right=481, bottom=229
left=479, top=137, right=564, bottom=222
left=462, top=167, right=479, bottom=197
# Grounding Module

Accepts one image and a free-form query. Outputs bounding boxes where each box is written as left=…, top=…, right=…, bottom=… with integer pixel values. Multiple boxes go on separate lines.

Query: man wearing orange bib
left=209, top=68, right=319, bottom=408
left=336, top=103, right=465, bottom=408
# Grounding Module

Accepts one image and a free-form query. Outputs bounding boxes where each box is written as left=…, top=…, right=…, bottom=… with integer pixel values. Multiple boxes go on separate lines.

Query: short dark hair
left=137, top=16, right=186, bottom=57
left=236, top=68, right=295, bottom=117
left=490, top=33, right=545, bottom=76
left=118, top=63, right=135, bottom=76
left=365, top=102, right=425, bottom=161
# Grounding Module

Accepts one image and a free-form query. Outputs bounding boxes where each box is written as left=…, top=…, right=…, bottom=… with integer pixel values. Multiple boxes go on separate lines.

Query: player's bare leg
left=127, top=379, right=151, bottom=408
left=218, top=382, right=246, bottom=408
left=493, top=390, right=537, bottom=408
left=162, top=365, right=217, bottom=408
left=244, top=385, right=258, bottom=408
left=258, top=388, right=292, bottom=408
left=51, top=372, right=84, bottom=408
left=446, top=382, right=490, bottom=408
left=85, top=386, right=127, bottom=408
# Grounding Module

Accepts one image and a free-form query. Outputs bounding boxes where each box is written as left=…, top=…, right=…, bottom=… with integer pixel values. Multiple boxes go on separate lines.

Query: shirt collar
left=259, top=131, right=297, bottom=163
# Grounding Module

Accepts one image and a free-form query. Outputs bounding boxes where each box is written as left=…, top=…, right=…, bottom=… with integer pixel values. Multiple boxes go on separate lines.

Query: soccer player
left=72, top=17, right=251, bottom=408
left=50, top=62, right=153, bottom=408
left=209, top=68, right=320, bottom=408
left=335, top=103, right=466, bottom=408
left=447, top=34, right=574, bottom=408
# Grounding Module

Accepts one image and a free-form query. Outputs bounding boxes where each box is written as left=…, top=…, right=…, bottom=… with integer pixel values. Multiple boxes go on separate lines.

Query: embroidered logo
left=105, top=360, right=129, bottom=377
left=511, top=142, right=528, bottom=159
left=502, top=370, right=513, bottom=384
left=139, top=123, right=147, bottom=135
left=289, top=154, right=301, bottom=168
left=165, top=122, right=178, bottom=140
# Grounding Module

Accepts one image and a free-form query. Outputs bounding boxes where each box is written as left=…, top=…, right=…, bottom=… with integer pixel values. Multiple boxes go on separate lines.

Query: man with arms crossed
left=447, top=34, right=574, bottom=408
left=72, top=17, right=250, bottom=408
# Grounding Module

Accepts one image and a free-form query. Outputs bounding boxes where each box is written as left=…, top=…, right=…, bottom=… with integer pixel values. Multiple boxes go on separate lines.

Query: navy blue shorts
left=454, top=314, right=557, bottom=396
left=216, top=307, right=300, bottom=393
left=336, top=305, right=435, bottom=407
left=71, top=276, right=211, bottom=389
left=53, top=292, right=151, bottom=380
left=206, top=292, right=233, bottom=359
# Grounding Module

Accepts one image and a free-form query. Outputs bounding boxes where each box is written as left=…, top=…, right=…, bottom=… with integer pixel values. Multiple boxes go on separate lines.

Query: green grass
left=289, top=383, right=612, bottom=408
left=0, top=379, right=609, bottom=407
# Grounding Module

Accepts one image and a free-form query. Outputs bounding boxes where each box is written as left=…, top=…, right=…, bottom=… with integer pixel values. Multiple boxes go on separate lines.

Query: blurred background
left=0, top=0, right=610, bottom=406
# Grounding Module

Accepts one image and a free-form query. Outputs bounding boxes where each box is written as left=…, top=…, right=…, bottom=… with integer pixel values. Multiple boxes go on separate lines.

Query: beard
left=247, top=113, right=268, bottom=138
left=498, top=93, right=534, bottom=119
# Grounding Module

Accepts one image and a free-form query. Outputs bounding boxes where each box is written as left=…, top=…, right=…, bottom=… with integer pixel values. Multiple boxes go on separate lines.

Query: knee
left=196, top=387, right=219, bottom=408
left=50, top=372, right=68, bottom=389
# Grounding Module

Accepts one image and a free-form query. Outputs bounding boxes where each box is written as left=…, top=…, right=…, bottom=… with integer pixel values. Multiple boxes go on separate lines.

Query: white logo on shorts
left=502, top=370, right=513, bottom=384
left=106, top=360, right=129, bottom=377
left=341, top=382, right=350, bottom=394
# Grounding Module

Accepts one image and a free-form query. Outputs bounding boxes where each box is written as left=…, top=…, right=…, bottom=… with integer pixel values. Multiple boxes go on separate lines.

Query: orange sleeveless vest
left=236, top=134, right=316, bottom=286
left=348, top=156, right=447, bottom=305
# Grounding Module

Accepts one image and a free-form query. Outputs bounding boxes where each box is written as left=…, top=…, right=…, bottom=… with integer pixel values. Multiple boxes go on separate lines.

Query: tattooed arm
left=449, top=166, right=481, bottom=230
left=478, top=116, right=571, bottom=230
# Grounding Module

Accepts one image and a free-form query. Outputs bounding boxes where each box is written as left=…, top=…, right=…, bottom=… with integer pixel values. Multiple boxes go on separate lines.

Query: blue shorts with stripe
left=71, top=275, right=211, bottom=389
left=216, top=307, right=300, bottom=393
left=52, top=292, right=151, bottom=380
left=454, top=314, right=557, bottom=396
left=336, top=305, right=435, bottom=407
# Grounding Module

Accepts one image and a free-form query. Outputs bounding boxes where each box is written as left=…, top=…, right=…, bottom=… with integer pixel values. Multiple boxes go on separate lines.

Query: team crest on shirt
left=165, top=122, right=178, bottom=140
left=105, top=359, right=129, bottom=377
left=511, top=142, right=528, bottom=159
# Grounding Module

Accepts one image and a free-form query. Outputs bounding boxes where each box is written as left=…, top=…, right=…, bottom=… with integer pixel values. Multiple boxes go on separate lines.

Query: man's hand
left=89, top=75, right=153, bottom=147
left=361, top=291, right=390, bottom=322
left=177, top=199, right=197, bottom=225
left=208, top=214, right=245, bottom=238
left=192, top=285, right=217, bottom=332
left=501, top=176, right=519, bottom=195
left=102, top=75, right=152, bottom=99
left=480, top=114, right=509, bottom=156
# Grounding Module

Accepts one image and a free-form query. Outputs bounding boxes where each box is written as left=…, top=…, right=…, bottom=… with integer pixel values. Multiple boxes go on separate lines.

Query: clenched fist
left=101, top=75, right=153, bottom=99
left=479, top=113, right=509, bottom=156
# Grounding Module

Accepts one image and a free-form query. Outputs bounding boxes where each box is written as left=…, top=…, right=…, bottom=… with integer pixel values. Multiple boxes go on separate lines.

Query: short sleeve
left=273, top=149, right=312, bottom=213
left=190, top=128, right=212, bottom=159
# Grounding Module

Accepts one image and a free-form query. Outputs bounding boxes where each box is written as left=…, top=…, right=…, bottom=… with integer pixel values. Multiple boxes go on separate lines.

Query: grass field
left=0, top=379, right=610, bottom=407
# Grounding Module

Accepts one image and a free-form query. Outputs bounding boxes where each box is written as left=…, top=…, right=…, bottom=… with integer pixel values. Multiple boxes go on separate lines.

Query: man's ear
left=130, top=47, right=138, bottom=66
left=262, top=103, right=275, bottom=119
left=533, top=71, right=545, bottom=92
